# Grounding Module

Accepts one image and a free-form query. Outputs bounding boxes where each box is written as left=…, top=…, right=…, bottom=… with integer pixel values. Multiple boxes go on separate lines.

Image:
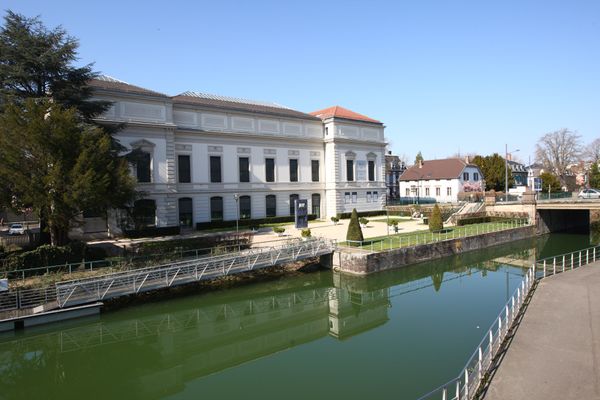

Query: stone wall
left=333, top=225, right=536, bottom=275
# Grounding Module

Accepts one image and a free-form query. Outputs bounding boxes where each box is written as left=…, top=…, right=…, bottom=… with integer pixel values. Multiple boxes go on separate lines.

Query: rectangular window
left=352, top=192, right=357, bottom=203
left=347, top=160, right=354, bottom=181
left=265, top=158, right=275, bottom=182
left=289, top=194, right=299, bottom=216
left=345, top=192, right=350, bottom=204
left=436, top=187, right=441, bottom=196
left=210, top=197, right=223, bottom=221
left=239, top=157, right=250, bottom=183
left=210, top=156, right=221, bottom=183
left=373, top=192, right=378, bottom=202
left=266, top=195, right=276, bottom=217
left=311, top=160, right=320, bottom=182
left=367, top=192, right=372, bottom=202
left=239, top=196, right=251, bottom=220
left=406, top=188, right=410, bottom=196
left=368, top=160, right=375, bottom=181
left=447, top=187, right=452, bottom=196
left=463, top=172, right=469, bottom=181
left=474, top=172, right=479, bottom=181
left=178, top=155, right=191, bottom=183
left=136, top=153, right=151, bottom=183
left=289, top=159, right=298, bottom=182
left=425, top=187, right=430, bottom=196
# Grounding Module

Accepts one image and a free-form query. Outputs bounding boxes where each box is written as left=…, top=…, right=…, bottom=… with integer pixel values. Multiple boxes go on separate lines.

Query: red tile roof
left=400, top=158, right=482, bottom=181
left=310, top=105, right=382, bottom=124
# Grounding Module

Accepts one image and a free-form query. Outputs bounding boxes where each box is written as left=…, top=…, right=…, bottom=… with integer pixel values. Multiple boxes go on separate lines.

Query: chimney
left=418, top=159, right=423, bottom=169
left=465, top=155, right=470, bottom=164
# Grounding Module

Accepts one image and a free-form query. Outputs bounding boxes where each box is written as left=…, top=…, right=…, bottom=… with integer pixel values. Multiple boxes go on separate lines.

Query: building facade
left=384, top=152, right=406, bottom=201
left=88, top=77, right=386, bottom=233
left=398, top=158, right=484, bottom=203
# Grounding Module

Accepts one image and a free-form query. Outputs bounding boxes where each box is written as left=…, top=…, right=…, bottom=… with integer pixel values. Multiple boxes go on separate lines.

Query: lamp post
left=233, top=193, right=239, bottom=248
left=505, top=144, right=520, bottom=201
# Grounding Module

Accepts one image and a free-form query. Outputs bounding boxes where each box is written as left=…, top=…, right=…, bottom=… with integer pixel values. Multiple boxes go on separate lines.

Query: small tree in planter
left=388, top=219, right=399, bottom=233
left=429, top=204, right=443, bottom=232
left=330, top=216, right=340, bottom=225
left=273, top=227, right=285, bottom=236
left=346, top=208, right=364, bottom=245
left=301, top=228, right=312, bottom=240
left=359, top=217, right=369, bottom=228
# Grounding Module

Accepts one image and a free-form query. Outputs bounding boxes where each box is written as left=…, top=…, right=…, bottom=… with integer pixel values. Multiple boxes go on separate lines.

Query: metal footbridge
left=0, top=238, right=336, bottom=314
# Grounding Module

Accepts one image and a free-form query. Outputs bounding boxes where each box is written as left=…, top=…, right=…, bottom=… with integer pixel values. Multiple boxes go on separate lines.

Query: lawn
left=341, top=219, right=529, bottom=251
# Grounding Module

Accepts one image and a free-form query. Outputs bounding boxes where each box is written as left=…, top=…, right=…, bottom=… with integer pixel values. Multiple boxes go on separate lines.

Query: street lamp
left=505, top=144, right=520, bottom=201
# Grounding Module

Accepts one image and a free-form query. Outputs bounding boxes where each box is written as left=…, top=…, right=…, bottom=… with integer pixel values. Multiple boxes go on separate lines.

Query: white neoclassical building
left=87, top=76, right=387, bottom=233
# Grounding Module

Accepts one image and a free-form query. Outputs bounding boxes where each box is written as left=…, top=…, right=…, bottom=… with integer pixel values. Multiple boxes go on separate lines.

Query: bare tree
left=535, top=128, right=582, bottom=186
left=584, top=138, right=600, bottom=162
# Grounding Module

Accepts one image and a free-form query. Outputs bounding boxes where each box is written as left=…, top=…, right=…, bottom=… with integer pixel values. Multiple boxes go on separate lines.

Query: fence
left=344, top=219, right=530, bottom=252
left=416, top=245, right=600, bottom=400
left=536, top=191, right=573, bottom=201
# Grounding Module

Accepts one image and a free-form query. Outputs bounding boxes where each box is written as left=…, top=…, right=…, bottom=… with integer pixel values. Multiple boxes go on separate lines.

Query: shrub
left=359, top=217, right=369, bottom=227
left=301, top=228, right=311, bottom=238
left=429, top=204, right=443, bottom=232
left=387, top=219, right=399, bottom=226
left=196, top=215, right=316, bottom=230
left=346, top=208, right=364, bottom=243
left=330, top=216, right=340, bottom=225
left=273, top=227, right=285, bottom=235
left=337, top=210, right=387, bottom=219
left=123, top=226, right=180, bottom=238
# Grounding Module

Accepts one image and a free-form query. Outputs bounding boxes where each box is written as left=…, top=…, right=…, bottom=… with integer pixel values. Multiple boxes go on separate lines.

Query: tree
left=415, top=151, right=424, bottom=165
left=0, top=99, right=135, bottom=246
left=539, top=172, right=562, bottom=193
left=471, top=154, right=513, bottom=192
left=589, top=163, right=600, bottom=189
left=346, top=209, right=364, bottom=243
left=429, top=204, right=443, bottom=232
left=535, top=129, right=582, bottom=187
left=0, top=11, right=109, bottom=119
left=584, top=138, right=600, bottom=163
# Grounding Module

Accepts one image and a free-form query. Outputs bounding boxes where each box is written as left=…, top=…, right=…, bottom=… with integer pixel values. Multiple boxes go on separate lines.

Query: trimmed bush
left=123, top=226, right=180, bottom=238
left=330, top=216, right=340, bottom=225
left=429, top=204, right=443, bottom=232
left=196, top=215, right=316, bottom=230
left=346, top=208, right=364, bottom=243
left=301, top=228, right=311, bottom=238
left=273, top=227, right=285, bottom=235
left=338, top=210, right=387, bottom=219
left=359, top=217, right=369, bottom=227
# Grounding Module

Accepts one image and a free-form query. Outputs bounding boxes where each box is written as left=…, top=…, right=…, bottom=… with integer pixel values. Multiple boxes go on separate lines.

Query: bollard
left=580, top=251, right=582, bottom=267
left=442, top=387, right=447, bottom=400
left=489, top=330, right=494, bottom=357
left=572, top=253, right=574, bottom=270
left=553, top=258, right=556, bottom=275
left=563, top=255, right=566, bottom=272
left=465, top=368, right=469, bottom=399
left=543, top=260, right=546, bottom=278
left=478, top=346, right=483, bottom=381
left=587, top=249, right=589, bottom=265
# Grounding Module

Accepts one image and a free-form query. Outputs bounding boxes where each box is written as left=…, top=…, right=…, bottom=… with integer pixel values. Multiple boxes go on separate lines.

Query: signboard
left=533, top=177, right=542, bottom=192
left=0, top=279, right=7, bottom=292
left=295, top=199, right=308, bottom=229
left=356, top=160, right=367, bottom=181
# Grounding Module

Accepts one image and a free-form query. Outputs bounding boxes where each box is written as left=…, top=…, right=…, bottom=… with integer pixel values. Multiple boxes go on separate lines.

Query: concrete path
left=483, top=262, right=600, bottom=400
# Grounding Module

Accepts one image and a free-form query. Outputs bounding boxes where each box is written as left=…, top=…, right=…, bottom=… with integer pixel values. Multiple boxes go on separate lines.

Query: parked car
left=8, top=223, right=25, bottom=235
left=578, top=188, right=600, bottom=199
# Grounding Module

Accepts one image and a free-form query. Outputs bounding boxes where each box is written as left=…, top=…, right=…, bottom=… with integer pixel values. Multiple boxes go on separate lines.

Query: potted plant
left=388, top=219, right=399, bottom=233
left=273, top=226, right=285, bottom=236
left=301, top=228, right=312, bottom=240
left=359, top=217, right=369, bottom=228
left=330, top=216, right=340, bottom=225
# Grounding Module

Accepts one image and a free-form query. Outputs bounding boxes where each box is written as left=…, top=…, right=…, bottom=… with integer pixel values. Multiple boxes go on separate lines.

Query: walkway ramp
left=483, top=262, right=600, bottom=400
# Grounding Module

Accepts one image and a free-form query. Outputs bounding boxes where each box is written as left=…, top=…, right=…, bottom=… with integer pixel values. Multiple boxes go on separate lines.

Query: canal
left=0, top=232, right=596, bottom=400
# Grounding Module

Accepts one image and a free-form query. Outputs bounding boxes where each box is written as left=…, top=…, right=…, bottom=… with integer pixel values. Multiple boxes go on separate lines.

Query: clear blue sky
left=3, top=0, right=599, bottom=163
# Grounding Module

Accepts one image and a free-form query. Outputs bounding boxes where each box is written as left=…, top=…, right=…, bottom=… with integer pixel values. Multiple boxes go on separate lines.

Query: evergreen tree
left=0, top=99, right=135, bottom=246
left=346, top=208, right=364, bottom=243
left=429, top=204, right=443, bottom=232
left=415, top=151, right=424, bottom=165
left=471, top=153, right=513, bottom=191
left=589, top=163, right=600, bottom=189
left=540, top=172, right=562, bottom=192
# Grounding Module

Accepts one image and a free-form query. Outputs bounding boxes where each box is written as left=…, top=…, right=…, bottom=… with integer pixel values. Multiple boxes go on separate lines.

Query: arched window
left=132, top=199, right=156, bottom=229
left=289, top=194, right=299, bottom=216
left=178, top=198, right=193, bottom=228
left=210, top=197, right=223, bottom=221
left=239, top=196, right=251, bottom=220
left=266, top=195, right=276, bottom=218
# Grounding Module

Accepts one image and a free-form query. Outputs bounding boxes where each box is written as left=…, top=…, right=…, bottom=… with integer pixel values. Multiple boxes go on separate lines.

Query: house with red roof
left=399, top=158, right=484, bottom=203
left=82, top=76, right=386, bottom=235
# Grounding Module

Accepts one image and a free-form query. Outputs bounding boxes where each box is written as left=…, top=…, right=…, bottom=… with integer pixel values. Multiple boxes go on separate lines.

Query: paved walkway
left=483, top=262, right=600, bottom=400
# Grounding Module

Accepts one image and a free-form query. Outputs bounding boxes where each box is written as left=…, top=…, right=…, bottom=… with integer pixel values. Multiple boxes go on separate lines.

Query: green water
left=0, top=232, right=596, bottom=400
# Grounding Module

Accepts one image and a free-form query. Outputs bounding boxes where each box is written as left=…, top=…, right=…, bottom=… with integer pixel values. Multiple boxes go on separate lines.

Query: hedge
left=128, top=233, right=253, bottom=258
left=338, top=210, right=387, bottom=219
left=196, top=215, right=316, bottom=230
left=456, top=216, right=511, bottom=226
left=123, top=226, right=181, bottom=238
left=0, top=241, right=107, bottom=271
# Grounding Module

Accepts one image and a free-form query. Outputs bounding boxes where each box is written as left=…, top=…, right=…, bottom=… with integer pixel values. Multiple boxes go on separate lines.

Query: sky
left=2, top=0, right=599, bottom=164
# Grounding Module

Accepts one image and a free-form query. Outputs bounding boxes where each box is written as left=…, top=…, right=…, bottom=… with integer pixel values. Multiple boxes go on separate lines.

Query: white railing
left=54, top=238, right=336, bottom=309
left=416, top=245, right=600, bottom=400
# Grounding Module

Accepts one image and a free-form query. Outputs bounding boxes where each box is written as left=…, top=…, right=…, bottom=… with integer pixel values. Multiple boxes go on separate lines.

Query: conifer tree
left=429, top=204, right=443, bottom=232
left=346, top=208, right=364, bottom=243
left=589, top=163, right=600, bottom=189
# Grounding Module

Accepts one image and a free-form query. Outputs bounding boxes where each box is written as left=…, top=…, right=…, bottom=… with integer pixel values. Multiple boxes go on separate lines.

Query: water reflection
left=0, top=232, right=595, bottom=400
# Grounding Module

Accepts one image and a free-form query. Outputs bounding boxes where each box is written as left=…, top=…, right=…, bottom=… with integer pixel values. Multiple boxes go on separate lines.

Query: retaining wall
left=333, top=225, right=536, bottom=275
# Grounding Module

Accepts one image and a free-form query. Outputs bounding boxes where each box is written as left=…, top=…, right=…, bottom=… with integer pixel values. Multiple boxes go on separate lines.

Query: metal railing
left=0, top=286, right=58, bottom=315
left=344, top=219, right=530, bottom=252
left=54, top=238, right=336, bottom=309
left=416, top=245, right=600, bottom=400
